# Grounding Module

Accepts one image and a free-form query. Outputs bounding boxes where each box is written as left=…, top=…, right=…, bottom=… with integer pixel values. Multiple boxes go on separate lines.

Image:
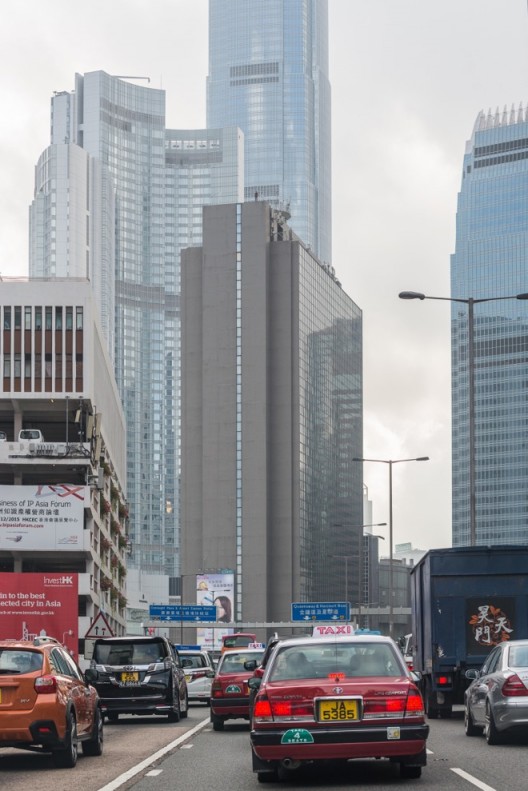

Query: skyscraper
left=30, top=71, right=243, bottom=577
left=451, top=107, right=528, bottom=546
left=207, top=0, right=332, bottom=265
left=181, top=202, right=362, bottom=624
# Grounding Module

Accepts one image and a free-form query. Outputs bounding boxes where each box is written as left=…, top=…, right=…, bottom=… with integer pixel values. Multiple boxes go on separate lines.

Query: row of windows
left=474, top=136, right=528, bottom=157
left=2, top=306, right=83, bottom=331
left=473, top=149, right=528, bottom=169
left=230, top=62, right=279, bottom=78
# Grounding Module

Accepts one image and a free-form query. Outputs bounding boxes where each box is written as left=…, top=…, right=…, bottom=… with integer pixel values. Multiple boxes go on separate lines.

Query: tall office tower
left=30, top=72, right=243, bottom=577
left=207, top=0, right=332, bottom=265
left=451, top=107, right=528, bottom=546
left=181, top=202, right=362, bottom=624
left=29, top=144, right=116, bottom=357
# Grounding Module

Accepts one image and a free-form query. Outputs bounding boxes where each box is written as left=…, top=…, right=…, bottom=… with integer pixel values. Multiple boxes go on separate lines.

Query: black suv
left=85, top=636, right=188, bottom=722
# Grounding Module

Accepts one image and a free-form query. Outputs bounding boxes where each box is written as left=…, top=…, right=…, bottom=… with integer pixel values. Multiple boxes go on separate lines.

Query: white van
left=18, top=429, right=45, bottom=442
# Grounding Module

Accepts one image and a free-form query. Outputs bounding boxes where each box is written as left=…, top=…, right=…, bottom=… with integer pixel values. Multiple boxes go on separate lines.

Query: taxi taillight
left=253, top=695, right=273, bottom=720
left=34, top=675, right=57, bottom=694
left=211, top=679, right=223, bottom=697
left=404, top=690, right=425, bottom=717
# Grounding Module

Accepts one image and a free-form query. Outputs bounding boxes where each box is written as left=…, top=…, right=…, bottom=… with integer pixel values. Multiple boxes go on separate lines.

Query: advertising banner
left=196, top=572, right=235, bottom=651
left=0, top=572, right=79, bottom=658
left=0, top=484, right=87, bottom=551
left=466, top=597, right=515, bottom=654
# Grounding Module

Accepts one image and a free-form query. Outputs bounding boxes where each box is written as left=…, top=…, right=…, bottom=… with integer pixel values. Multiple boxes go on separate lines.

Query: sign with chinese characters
left=291, top=602, right=350, bottom=622
left=466, top=598, right=515, bottom=654
left=149, top=604, right=217, bottom=622
left=0, top=484, right=87, bottom=551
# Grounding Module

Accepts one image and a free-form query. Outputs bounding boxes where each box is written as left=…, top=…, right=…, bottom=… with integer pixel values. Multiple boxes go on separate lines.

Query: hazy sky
left=1, top=1, right=528, bottom=552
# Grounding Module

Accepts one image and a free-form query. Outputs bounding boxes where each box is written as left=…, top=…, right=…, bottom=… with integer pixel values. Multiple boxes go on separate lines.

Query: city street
left=2, top=706, right=527, bottom=791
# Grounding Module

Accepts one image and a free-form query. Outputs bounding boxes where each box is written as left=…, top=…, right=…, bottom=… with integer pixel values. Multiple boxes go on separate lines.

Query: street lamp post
left=399, top=290, right=528, bottom=546
left=358, top=531, right=385, bottom=627
left=353, top=457, right=429, bottom=637
left=331, top=522, right=386, bottom=623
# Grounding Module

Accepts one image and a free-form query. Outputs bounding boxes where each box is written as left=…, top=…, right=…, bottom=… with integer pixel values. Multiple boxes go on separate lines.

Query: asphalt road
left=2, top=706, right=528, bottom=791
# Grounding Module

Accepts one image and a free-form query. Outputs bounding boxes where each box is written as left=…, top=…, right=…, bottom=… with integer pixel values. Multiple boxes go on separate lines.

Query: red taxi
left=210, top=647, right=264, bottom=731
left=249, top=635, right=428, bottom=783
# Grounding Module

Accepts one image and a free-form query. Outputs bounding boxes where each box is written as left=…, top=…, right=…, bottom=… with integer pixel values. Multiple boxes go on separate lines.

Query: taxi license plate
left=121, top=672, right=139, bottom=683
left=317, top=699, right=359, bottom=722
left=185, top=674, right=191, bottom=682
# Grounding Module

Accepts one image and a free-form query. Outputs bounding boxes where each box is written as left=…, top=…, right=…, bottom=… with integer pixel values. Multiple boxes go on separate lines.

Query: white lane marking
left=96, top=717, right=210, bottom=791
left=451, top=768, right=498, bottom=791
left=426, top=748, right=434, bottom=754
left=181, top=744, right=193, bottom=749
left=145, top=770, right=163, bottom=777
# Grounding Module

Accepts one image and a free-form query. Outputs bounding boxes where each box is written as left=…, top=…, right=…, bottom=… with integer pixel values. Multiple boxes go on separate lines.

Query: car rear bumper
left=0, top=719, right=64, bottom=750
left=494, top=699, right=528, bottom=731
left=211, top=697, right=250, bottom=718
left=251, top=723, right=429, bottom=762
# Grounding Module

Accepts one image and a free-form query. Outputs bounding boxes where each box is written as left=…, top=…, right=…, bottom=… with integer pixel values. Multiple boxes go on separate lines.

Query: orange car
left=0, top=637, right=103, bottom=768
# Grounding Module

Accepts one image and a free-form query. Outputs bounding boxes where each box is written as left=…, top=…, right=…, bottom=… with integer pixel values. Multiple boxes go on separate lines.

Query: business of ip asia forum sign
left=0, top=484, right=87, bottom=551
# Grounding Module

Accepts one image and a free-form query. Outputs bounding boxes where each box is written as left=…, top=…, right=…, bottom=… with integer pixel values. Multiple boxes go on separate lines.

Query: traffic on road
left=3, top=629, right=528, bottom=790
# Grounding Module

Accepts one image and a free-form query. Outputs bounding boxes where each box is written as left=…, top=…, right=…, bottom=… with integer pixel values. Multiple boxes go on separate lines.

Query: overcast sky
left=1, top=1, right=528, bottom=553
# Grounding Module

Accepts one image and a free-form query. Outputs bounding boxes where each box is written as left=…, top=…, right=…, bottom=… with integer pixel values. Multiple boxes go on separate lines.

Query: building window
left=55, top=307, right=62, bottom=330
left=66, top=307, right=73, bottom=330
left=76, top=307, right=83, bottom=330
left=45, top=307, right=52, bottom=330
left=24, top=355, right=31, bottom=377
left=35, top=307, right=42, bottom=330
left=14, top=354, right=21, bottom=377
left=24, top=307, right=32, bottom=330
left=14, top=307, right=21, bottom=330
left=3, top=307, right=11, bottom=330
left=3, top=355, right=11, bottom=377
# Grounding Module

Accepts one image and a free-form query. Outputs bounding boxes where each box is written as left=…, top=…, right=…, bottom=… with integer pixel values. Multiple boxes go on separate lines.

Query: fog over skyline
left=2, top=0, right=528, bottom=553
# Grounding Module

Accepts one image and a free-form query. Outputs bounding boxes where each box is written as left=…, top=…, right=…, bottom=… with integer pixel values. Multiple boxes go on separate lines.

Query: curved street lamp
left=353, top=457, right=429, bottom=637
left=399, top=290, right=528, bottom=545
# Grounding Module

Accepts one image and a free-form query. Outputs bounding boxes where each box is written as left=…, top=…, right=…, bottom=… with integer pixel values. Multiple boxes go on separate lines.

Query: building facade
left=0, top=278, right=128, bottom=651
left=30, top=72, right=243, bottom=578
left=180, top=202, right=362, bottom=624
left=451, top=107, right=528, bottom=546
left=207, top=0, right=332, bottom=265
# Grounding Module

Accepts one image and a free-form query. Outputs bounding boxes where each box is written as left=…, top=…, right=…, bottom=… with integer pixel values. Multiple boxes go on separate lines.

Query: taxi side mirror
left=85, top=668, right=97, bottom=684
left=248, top=676, right=261, bottom=690
left=244, top=659, right=258, bottom=671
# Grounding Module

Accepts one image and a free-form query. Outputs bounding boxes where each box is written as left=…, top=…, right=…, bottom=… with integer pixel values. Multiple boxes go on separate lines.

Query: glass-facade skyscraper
left=451, top=107, right=528, bottom=546
left=207, top=0, right=332, bottom=265
left=30, top=71, right=243, bottom=577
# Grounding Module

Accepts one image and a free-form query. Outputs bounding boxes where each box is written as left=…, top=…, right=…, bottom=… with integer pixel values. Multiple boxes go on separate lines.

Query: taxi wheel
left=257, top=768, right=279, bottom=783
left=107, top=712, right=119, bottom=722
left=211, top=713, right=225, bottom=731
left=400, top=765, right=422, bottom=779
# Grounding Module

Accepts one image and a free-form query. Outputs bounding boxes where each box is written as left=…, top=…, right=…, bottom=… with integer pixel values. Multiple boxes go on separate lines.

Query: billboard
left=0, top=484, right=87, bottom=551
left=0, top=572, right=79, bottom=658
left=196, top=572, right=235, bottom=651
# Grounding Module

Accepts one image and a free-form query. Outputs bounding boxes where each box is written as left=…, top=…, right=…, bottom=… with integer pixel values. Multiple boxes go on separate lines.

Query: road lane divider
left=451, top=768, right=497, bottom=791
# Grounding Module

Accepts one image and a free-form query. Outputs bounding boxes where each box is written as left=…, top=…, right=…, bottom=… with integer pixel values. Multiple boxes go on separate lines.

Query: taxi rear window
left=0, top=649, right=43, bottom=674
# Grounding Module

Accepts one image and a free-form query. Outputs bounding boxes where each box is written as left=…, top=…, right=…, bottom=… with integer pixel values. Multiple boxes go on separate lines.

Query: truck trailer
left=410, top=545, right=528, bottom=718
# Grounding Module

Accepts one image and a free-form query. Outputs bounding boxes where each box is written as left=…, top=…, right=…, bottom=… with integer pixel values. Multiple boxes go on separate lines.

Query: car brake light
left=405, top=690, right=425, bottom=716
left=211, top=680, right=223, bottom=697
left=437, top=675, right=450, bottom=686
left=364, top=697, right=406, bottom=716
left=502, top=674, right=528, bottom=697
left=190, top=670, right=208, bottom=680
left=253, top=696, right=273, bottom=720
left=34, top=675, right=57, bottom=694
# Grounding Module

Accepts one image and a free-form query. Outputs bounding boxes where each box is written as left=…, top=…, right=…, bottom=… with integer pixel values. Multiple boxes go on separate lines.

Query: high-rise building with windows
left=207, top=0, right=332, bottom=265
left=29, top=71, right=243, bottom=577
left=181, top=202, right=362, bottom=623
left=451, top=107, right=528, bottom=546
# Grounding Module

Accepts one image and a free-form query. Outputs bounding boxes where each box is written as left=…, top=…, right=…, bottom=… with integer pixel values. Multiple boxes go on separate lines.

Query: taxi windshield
left=269, top=642, right=403, bottom=681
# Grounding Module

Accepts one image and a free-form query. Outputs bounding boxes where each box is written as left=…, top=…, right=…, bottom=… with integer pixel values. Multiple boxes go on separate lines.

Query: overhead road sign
left=149, top=604, right=217, bottom=622
left=291, top=602, right=350, bottom=622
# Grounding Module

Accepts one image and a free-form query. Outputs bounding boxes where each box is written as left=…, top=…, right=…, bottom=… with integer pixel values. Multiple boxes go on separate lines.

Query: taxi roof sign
left=312, top=624, right=355, bottom=638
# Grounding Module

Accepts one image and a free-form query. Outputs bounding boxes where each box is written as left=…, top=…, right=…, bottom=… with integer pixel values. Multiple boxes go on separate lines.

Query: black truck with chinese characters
left=410, top=545, right=528, bottom=719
